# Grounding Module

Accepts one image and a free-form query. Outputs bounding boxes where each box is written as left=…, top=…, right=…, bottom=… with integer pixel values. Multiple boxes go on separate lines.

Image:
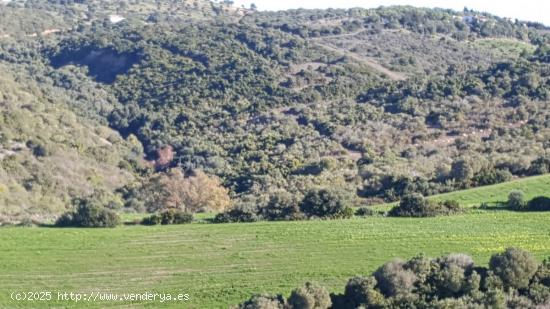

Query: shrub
left=142, top=209, right=193, bottom=225
left=288, top=282, right=332, bottom=309
left=431, top=254, right=479, bottom=297
left=508, top=190, right=526, bottom=210
left=389, top=194, right=426, bottom=217
left=344, top=276, right=386, bottom=308
left=472, top=168, right=512, bottom=186
left=299, top=189, right=352, bottom=219
left=141, top=214, right=161, bottom=225
left=232, top=294, right=286, bottom=309
left=527, top=196, right=550, bottom=211
left=373, top=260, right=417, bottom=297
left=259, top=191, right=303, bottom=221
left=388, top=194, right=461, bottom=217
left=506, top=294, right=535, bottom=308
left=528, top=156, right=550, bottom=175
left=489, top=247, right=539, bottom=290
left=55, top=212, right=75, bottom=227
left=26, top=139, right=51, bottom=157
left=437, top=200, right=461, bottom=214
left=17, top=217, right=35, bottom=227
left=213, top=204, right=259, bottom=223
left=530, top=259, right=550, bottom=303
left=355, top=207, right=374, bottom=217
left=55, top=197, right=120, bottom=228
left=160, top=209, right=193, bottom=224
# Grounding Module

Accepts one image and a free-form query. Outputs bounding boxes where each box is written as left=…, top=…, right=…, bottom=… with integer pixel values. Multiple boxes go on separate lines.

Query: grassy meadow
left=371, top=173, right=550, bottom=211
left=0, top=174, right=549, bottom=308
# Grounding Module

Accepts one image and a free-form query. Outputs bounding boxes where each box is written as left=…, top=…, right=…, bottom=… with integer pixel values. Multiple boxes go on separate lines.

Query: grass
left=1, top=211, right=550, bottom=308
left=0, top=174, right=548, bottom=308
left=470, top=37, right=536, bottom=58
left=372, top=174, right=550, bottom=211
left=431, top=174, right=550, bottom=206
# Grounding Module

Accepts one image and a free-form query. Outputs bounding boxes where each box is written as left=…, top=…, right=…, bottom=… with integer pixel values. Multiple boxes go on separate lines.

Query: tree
left=344, top=276, right=386, bottom=308
left=508, top=190, right=526, bottom=211
left=374, top=260, right=417, bottom=298
left=141, top=169, right=231, bottom=213
left=489, top=247, right=539, bottom=290
left=234, top=294, right=285, bottom=309
left=287, top=282, right=332, bottom=309
left=259, top=190, right=302, bottom=221
left=388, top=194, right=460, bottom=217
left=250, top=3, right=257, bottom=10
left=155, top=145, right=175, bottom=169
left=299, top=189, right=352, bottom=219
left=450, top=158, right=474, bottom=184
left=389, top=193, right=427, bottom=217
left=56, top=197, right=120, bottom=228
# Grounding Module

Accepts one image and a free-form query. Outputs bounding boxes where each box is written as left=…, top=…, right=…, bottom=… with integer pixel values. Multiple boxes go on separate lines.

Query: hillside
left=0, top=0, right=549, bottom=219
left=2, top=1, right=550, bottom=308
left=0, top=64, right=143, bottom=222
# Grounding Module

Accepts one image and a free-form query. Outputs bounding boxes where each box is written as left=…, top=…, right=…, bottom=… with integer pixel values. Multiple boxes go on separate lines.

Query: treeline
left=249, top=6, right=549, bottom=43
left=234, top=248, right=550, bottom=308
left=213, top=188, right=353, bottom=223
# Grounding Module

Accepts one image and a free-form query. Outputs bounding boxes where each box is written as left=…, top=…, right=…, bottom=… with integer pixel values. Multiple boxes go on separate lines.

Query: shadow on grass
left=473, top=201, right=510, bottom=211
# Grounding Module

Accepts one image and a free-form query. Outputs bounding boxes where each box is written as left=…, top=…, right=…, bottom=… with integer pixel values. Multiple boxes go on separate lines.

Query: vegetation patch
left=141, top=209, right=193, bottom=225
left=55, top=197, right=120, bottom=228
left=235, top=248, right=550, bottom=308
left=388, top=193, right=461, bottom=217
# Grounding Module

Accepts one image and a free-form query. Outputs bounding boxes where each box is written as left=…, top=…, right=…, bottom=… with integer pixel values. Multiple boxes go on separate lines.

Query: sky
left=231, top=0, right=550, bottom=26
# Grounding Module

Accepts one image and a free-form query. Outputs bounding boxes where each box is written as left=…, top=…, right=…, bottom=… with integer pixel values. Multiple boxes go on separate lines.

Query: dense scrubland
left=1, top=0, right=549, bottom=222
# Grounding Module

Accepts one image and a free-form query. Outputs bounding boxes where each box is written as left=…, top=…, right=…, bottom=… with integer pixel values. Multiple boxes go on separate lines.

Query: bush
left=259, top=191, right=303, bottom=221
left=160, top=209, right=193, bottom=224
left=55, top=212, right=75, bottom=227
left=55, top=197, right=120, bottom=228
left=373, top=260, right=417, bottom=297
left=530, top=259, right=550, bottom=303
left=388, top=194, right=461, bottom=217
left=288, top=282, right=332, bottom=309
left=355, top=207, right=374, bottom=217
left=26, top=139, right=51, bottom=157
left=232, top=294, right=286, bottom=309
left=508, top=190, right=526, bottom=210
left=213, top=204, right=259, bottom=223
left=431, top=253, right=478, bottom=297
left=388, top=194, right=426, bottom=217
left=344, top=276, right=386, bottom=308
left=142, top=209, right=193, bottom=225
left=299, top=189, right=352, bottom=219
left=527, top=196, right=550, bottom=211
left=489, top=247, right=539, bottom=290
left=472, top=168, right=512, bottom=186
left=141, top=214, right=161, bottom=225
left=437, top=200, right=461, bottom=214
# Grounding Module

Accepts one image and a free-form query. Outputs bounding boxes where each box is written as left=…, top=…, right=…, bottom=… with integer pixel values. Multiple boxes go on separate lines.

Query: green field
left=470, top=37, right=537, bottom=58
left=372, top=174, right=550, bottom=210
left=431, top=174, right=550, bottom=206
left=1, top=175, right=549, bottom=308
